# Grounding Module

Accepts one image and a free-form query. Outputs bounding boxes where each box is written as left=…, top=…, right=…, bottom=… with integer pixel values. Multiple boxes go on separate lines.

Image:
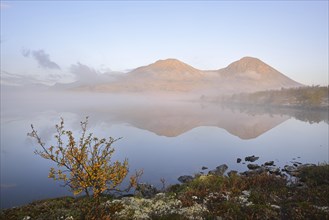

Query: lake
left=1, top=91, right=328, bottom=209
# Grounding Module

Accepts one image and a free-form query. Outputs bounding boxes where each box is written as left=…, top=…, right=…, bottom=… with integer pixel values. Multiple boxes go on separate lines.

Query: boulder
left=283, top=165, right=297, bottom=173
left=242, top=167, right=267, bottom=176
left=245, top=155, right=259, bottom=162
left=298, top=163, right=316, bottom=169
left=208, top=164, right=228, bottom=176
left=264, top=161, right=274, bottom=166
left=237, top=158, right=242, bottom=163
left=201, top=166, right=208, bottom=170
left=268, top=167, right=281, bottom=175
left=178, top=175, right=194, bottom=183
left=247, top=164, right=260, bottom=170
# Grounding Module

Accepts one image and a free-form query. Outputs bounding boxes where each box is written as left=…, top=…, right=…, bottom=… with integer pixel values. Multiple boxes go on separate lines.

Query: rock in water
left=237, top=158, right=242, bottom=163
left=242, top=167, right=267, bottom=176
left=268, top=167, right=281, bottom=175
left=247, top=164, right=260, bottom=170
left=178, top=175, right=194, bottom=183
left=264, top=161, right=274, bottom=166
left=245, top=155, right=259, bottom=162
left=208, top=164, right=228, bottom=176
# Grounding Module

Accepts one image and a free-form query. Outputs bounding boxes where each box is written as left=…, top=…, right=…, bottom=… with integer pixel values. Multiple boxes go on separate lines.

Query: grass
left=1, top=165, right=329, bottom=220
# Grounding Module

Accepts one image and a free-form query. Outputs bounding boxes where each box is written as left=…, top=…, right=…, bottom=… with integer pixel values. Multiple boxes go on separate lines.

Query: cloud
left=70, top=62, right=99, bottom=82
left=31, top=50, right=61, bottom=70
left=1, top=70, right=51, bottom=86
left=21, top=48, right=30, bottom=57
left=21, top=48, right=61, bottom=69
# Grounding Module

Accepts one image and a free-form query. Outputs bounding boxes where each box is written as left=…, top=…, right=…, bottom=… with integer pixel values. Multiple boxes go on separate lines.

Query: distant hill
left=70, top=57, right=303, bottom=94
left=128, top=58, right=204, bottom=80
left=216, top=57, right=302, bottom=92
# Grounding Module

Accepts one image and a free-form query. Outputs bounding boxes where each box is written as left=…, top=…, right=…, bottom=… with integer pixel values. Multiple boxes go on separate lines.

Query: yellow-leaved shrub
left=28, top=117, right=142, bottom=198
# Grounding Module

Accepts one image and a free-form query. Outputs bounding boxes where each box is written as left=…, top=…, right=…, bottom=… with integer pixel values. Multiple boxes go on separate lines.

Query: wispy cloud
left=70, top=62, right=99, bottom=82
left=21, top=48, right=61, bottom=70
left=21, top=48, right=30, bottom=57
left=32, top=50, right=61, bottom=70
left=1, top=70, right=51, bottom=86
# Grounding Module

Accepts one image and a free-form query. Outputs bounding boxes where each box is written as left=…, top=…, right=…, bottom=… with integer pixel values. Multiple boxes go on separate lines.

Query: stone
left=284, top=165, right=296, bottom=172
left=254, top=167, right=267, bottom=174
left=268, top=167, right=281, bottom=175
left=264, top=161, right=274, bottom=166
left=237, top=158, right=242, bottom=163
left=245, top=155, right=259, bottom=162
left=136, top=183, right=158, bottom=198
left=271, top=204, right=281, bottom=210
left=298, top=163, right=316, bottom=169
left=247, top=164, right=260, bottom=170
left=283, top=165, right=299, bottom=176
left=242, top=167, right=267, bottom=176
left=208, top=164, right=228, bottom=176
left=178, top=175, right=194, bottom=183
left=201, top=166, right=208, bottom=170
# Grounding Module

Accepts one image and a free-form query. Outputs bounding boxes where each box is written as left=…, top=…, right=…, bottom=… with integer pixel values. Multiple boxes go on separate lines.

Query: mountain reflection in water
left=65, top=102, right=328, bottom=140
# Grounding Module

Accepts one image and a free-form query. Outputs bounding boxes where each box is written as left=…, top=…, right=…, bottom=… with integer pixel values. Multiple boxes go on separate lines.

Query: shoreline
left=1, top=158, right=328, bottom=219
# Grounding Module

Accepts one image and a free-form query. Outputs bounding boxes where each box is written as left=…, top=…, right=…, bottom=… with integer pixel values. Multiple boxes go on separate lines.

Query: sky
left=0, top=0, right=328, bottom=86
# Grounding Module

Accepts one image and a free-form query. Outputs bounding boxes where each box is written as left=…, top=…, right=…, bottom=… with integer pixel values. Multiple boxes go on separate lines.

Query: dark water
left=1, top=93, right=328, bottom=209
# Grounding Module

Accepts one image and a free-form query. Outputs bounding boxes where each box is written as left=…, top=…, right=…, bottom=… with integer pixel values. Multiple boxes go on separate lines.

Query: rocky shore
left=1, top=157, right=329, bottom=220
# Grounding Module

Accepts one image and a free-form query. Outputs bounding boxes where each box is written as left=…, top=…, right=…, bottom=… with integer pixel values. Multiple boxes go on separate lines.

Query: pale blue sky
left=1, top=1, right=328, bottom=85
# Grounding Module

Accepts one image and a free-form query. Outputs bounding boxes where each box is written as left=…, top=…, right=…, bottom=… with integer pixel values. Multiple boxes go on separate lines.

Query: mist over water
left=1, top=89, right=328, bottom=209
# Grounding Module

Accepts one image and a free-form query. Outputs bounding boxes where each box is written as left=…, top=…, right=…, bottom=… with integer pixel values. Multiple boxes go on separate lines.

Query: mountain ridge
left=70, top=56, right=303, bottom=94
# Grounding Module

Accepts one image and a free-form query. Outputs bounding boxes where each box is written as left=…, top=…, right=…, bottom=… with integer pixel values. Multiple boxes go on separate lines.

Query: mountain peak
left=224, top=56, right=274, bottom=74
left=217, top=56, right=302, bottom=89
left=239, top=56, right=261, bottom=61
left=154, top=58, right=183, bottom=64
left=129, top=58, right=203, bottom=79
left=151, top=58, right=196, bottom=70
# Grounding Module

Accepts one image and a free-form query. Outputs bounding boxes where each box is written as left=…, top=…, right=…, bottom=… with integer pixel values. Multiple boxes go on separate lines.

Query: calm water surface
left=1, top=93, right=328, bottom=209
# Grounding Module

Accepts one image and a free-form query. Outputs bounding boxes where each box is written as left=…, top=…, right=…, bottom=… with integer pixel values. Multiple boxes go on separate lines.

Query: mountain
left=219, top=57, right=280, bottom=76
left=216, top=57, right=302, bottom=92
left=128, top=58, right=204, bottom=80
left=70, top=57, right=303, bottom=94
